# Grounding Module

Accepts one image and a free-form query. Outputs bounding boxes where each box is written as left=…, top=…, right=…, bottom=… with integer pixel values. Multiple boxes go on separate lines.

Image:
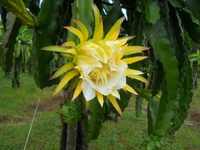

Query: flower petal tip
left=145, top=47, right=151, bottom=50
left=129, top=35, right=136, bottom=39
left=49, top=77, right=54, bottom=80
left=52, top=92, right=56, bottom=97
left=121, top=17, right=126, bottom=21
left=63, top=26, right=70, bottom=30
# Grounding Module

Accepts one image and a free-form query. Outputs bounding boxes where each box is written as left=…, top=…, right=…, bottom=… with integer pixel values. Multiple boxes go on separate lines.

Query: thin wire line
left=23, top=3, right=70, bottom=149
left=55, top=2, right=70, bottom=45
left=23, top=89, right=43, bottom=150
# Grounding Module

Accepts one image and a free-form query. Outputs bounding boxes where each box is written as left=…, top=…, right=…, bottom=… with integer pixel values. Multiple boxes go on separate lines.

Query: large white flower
left=42, top=4, right=149, bottom=115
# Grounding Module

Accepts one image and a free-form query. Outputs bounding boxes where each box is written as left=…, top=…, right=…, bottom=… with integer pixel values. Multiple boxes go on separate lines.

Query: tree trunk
left=60, top=91, right=88, bottom=150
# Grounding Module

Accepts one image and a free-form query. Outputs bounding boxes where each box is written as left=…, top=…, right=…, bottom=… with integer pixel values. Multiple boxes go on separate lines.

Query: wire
left=55, top=1, right=71, bottom=45
left=23, top=89, right=43, bottom=150
left=23, top=2, right=70, bottom=149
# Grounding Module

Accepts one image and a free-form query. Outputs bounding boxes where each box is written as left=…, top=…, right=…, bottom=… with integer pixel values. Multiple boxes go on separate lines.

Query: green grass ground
left=0, top=68, right=200, bottom=150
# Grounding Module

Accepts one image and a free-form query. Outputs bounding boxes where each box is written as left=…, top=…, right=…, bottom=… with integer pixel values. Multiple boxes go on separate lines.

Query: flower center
left=89, top=63, right=116, bottom=85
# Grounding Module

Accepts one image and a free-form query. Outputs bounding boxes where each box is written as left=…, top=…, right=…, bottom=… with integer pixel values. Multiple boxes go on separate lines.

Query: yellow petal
left=104, top=17, right=125, bottom=41
left=123, top=85, right=138, bottom=95
left=50, top=62, right=75, bottom=80
left=97, top=41, right=112, bottom=56
left=124, top=69, right=144, bottom=76
left=127, top=75, right=149, bottom=85
left=52, top=70, right=79, bottom=96
left=63, top=48, right=77, bottom=55
left=92, top=4, right=104, bottom=41
left=41, top=46, right=68, bottom=52
left=72, top=79, right=83, bottom=100
left=73, top=19, right=89, bottom=41
left=109, top=27, right=120, bottom=41
left=115, top=53, right=124, bottom=61
left=122, top=56, right=148, bottom=64
left=96, top=92, right=104, bottom=107
left=107, top=94, right=122, bottom=116
left=64, top=26, right=84, bottom=43
left=59, top=53, right=73, bottom=58
left=117, top=36, right=135, bottom=45
left=124, top=46, right=150, bottom=56
left=61, top=41, right=76, bottom=47
left=77, top=55, right=96, bottom=64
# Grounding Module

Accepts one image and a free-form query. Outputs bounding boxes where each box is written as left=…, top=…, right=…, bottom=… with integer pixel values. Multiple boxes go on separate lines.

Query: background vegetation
left=0, top=68, right=199, bottom=149
left=0, top=0, right=200, bottom=149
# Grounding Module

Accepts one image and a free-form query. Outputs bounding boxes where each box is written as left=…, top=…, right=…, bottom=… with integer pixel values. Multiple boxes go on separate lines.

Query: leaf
left=167, top=10, right=193, bottom=133
left=0, top=0, right=37, bottom=26
left=180, top=8, right=200, bottom=43
left=144, top=0, right=160, bottom=24
left=150, top=4, right=180, bottom=136
left=87, top=98, right=105, bottom=141
left=186, top=0, right=200, bottom=21
left=2, top=12, right=21, bottom=74
left=103, top=0, right=124, bottom=34
left=134, top=88, right=160, bottom=102
left=75, top=0, right=93, bottom=37
left=136, top=95, right=143, bottom=118
left=34, top=0, right=64, bottom=89
left=168, top=0, right=186, bottom=8
left=148, top=97, right=159, bottom=134
left=58, top=101, right=82, bottom=125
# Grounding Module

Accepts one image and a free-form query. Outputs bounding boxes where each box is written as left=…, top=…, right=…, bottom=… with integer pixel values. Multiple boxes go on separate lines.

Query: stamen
left=89, top=63, right=116, bottom=85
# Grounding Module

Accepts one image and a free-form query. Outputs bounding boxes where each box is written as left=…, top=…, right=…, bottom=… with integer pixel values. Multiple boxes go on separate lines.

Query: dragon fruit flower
left=42, top=4, right=149, bottom=115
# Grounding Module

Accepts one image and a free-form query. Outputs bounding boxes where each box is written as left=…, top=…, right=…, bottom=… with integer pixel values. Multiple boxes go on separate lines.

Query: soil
left=185, top=110, right=200, bottom=128
left=0, top=95, right=64, bottom=124
left=30, top=95, right=64, bottom=112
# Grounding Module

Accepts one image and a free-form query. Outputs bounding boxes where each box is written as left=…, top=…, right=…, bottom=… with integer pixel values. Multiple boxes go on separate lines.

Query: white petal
left=111, top=89, right=120, bottom=99
left=118, top=61, right=128, bottom=71
left=114, top=74, right=126, bottom=89
left=82, top=81, right=96, bottom=101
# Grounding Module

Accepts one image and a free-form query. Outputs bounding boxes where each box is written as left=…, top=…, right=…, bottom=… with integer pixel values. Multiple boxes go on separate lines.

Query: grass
left=0, top=68, right=200, bottom=150
left=0, top=69, right=62, bottom=150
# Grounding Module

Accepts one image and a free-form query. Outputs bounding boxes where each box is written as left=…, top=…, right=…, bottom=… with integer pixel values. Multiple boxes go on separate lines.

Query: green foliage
left=86, top=98, right=105, bottom=141
left=33, top=0, right=64, bottom=89
left=143, top=135, right=163, bottom=150
left=0, top=68, right=200, bottom=149
left=147, top=97, right=159, bottom=134
left=1, top=0, right=200, bottom=148
left=103, top=0, right=123, bottom=34
left=0, top=0, right=37, bottom=27
left=58, top=101, right=82, bottom=126
left=144, top=0, right=160, bottom=24
left=17, top=25, right=34, bottom=44
left=136, top=95, right=143, bottom=118
left=189, top=50, right=200, bottom=64
left=186, top=0, right=200, bottom=21
left=1, top=13, right=21, bottom=74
